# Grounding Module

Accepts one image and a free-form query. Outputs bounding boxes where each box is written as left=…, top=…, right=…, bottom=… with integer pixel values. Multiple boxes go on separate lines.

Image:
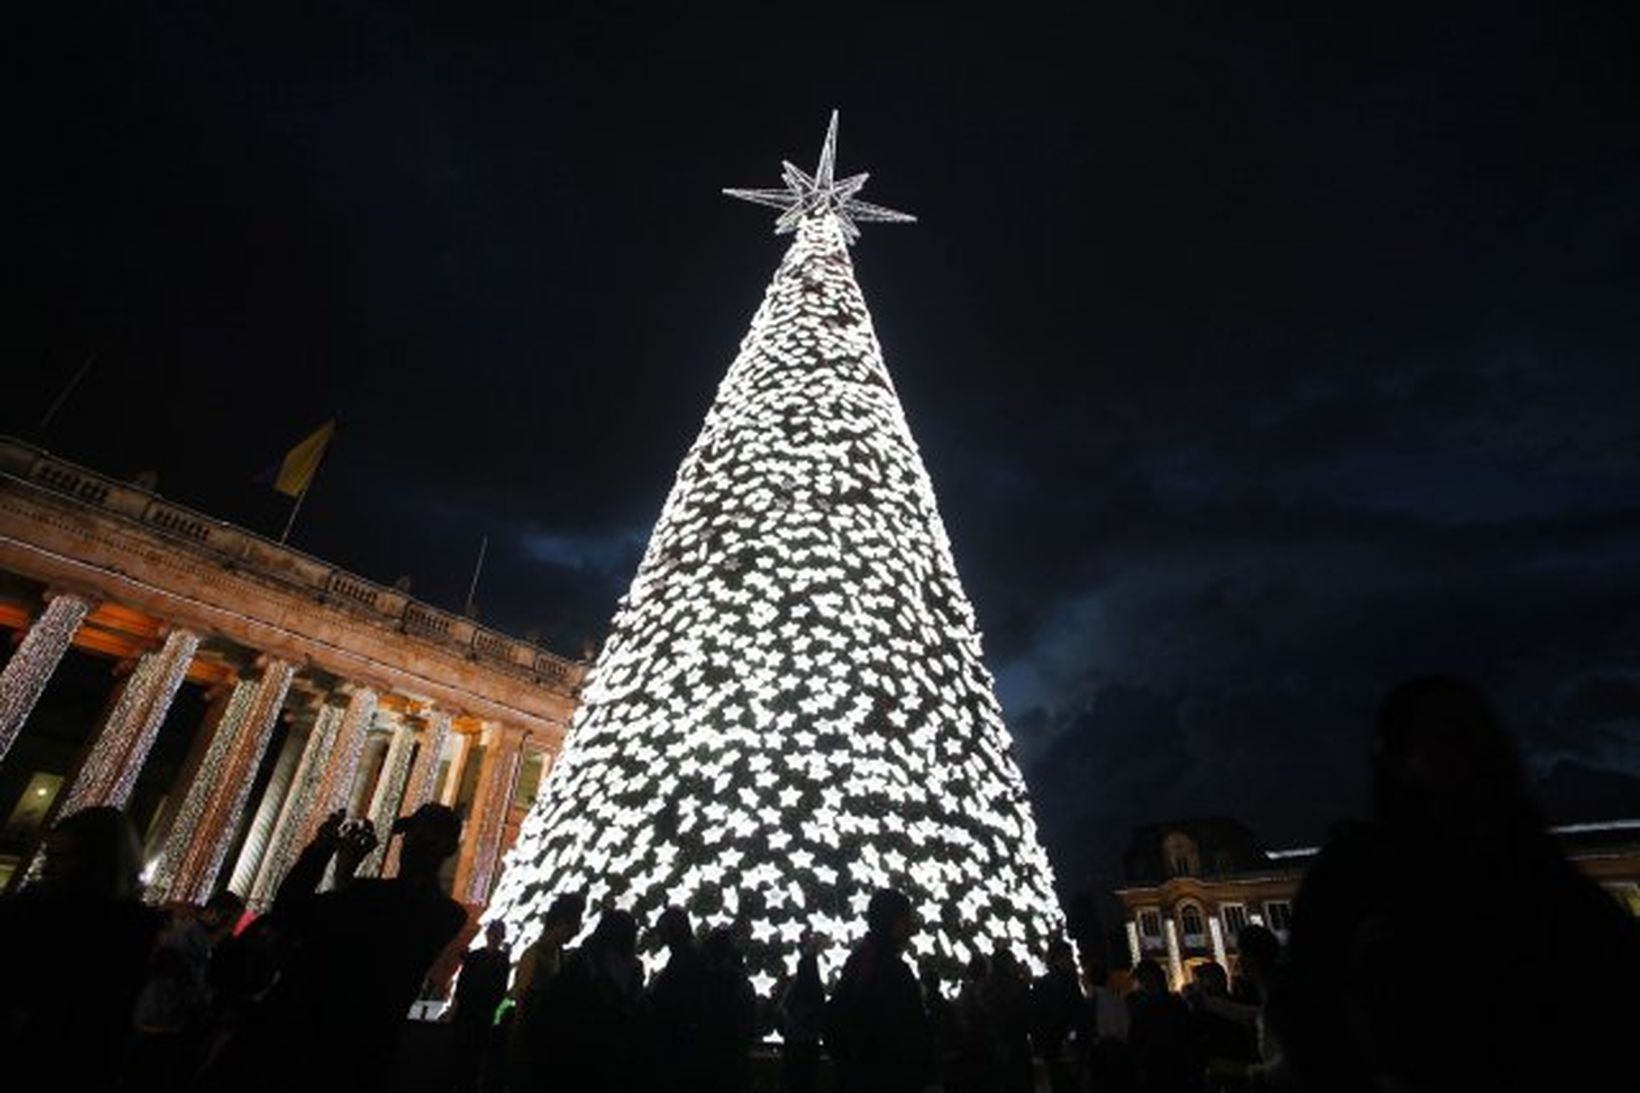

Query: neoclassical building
left=0, top=436, right=583, bottom=934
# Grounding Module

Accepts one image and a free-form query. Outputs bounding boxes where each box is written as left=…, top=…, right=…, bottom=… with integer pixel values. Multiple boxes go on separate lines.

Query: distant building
left=1115, top=815, right=1640, bottom=989
left=0, top=437, right=583, bottom=938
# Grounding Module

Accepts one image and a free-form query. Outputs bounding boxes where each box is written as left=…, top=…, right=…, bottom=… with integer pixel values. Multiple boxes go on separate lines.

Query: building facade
left=0, top=436, right=583, bottom=937
left=1115, top=816, right=1640, bottom=989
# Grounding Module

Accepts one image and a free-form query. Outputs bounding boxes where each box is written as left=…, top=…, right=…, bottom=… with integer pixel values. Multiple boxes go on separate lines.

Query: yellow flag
left=274, top=420, right=335, bottom=498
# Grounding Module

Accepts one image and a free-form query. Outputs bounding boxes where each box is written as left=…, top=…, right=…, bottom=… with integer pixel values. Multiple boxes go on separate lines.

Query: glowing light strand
left=466, top=729, right=523, bottom=904
left=384, top=709, right=454, bottom=877
left=484, top=129, right=1062, bottom=992
left=148, top=679, right=258, bottom=902
left=62, top=628, right=201, bottom=812
left=0, top=594, right=91, bottom=763
left=302, top=686, right=379, bottom=840
left=358, top=723, right=416, bottom=877
left=248, top=702, right=345, bottom=908
left=404, top=709, right=454, bottom=812
left=181, top=659, right=296, bottom=904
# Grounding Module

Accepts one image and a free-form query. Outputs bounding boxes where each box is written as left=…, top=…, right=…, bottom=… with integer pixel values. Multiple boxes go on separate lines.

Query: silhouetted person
left=1226, top=924, right=1293, bottom=1088
left=1031, top=938, right=1087, bottom=1092
left=697, top=926, right=758, bottom=1093
left=0, top=806, right=159, bottom=1091
left=1126, top=958, right=1196, bottom=1093
left=1282, top=676, right=1640, bottom=1092
left=450, top=921, right=510, bottom=1093
left=202, top=804, right=466, bottom=1092
left=203, top=811, right=355, bottom=1035
left=985, top=946, right=1033, bottom=1093
left=826, top=888, right=930, bottom=1093
left=129, top=889, right=245, bottom=1085
left=919, top=961, right=958, bottom=1090
left=952, top=953, right=996, bottom=1093
left=777, top=935, right=827, bottom=1093
left=646, top=905, right=706, bottom=1091
left=504, top=890, right=585, bottom=1090
left=1084, top=959, right=1135, bottom=1093
left=1183, top=960, right=1256, bottom=1091
left=548, top=908, right=646, bottom=1092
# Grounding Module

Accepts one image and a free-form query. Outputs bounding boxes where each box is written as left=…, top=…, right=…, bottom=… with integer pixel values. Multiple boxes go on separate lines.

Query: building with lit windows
left=1115, top=816, right=1640, bottom=989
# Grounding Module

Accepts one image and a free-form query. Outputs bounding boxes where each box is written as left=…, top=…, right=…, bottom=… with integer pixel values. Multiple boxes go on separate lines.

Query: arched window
left=1162, top=831, right=1200, bottom=877
left=1180, top=904, right=1205, bottom=938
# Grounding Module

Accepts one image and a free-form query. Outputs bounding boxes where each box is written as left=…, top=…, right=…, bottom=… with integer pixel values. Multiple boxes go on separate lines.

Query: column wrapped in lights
left=148, top=679, right=258, bottom=901
left=249, top=703, right=344, bottom=908
left=60, top=628, right=200, bottom=812
left=483, top=115, right=1063, bottom=993
left=464, top=726, right=523, bottom=905
left=300, top=685, right=378, bottom=843
left=225, top=719, right=310, bottom=897
left=403, top=710, right=454, bottom=813
left=0, top=593, right=92, bottom=763
left=166, top=660, right=295, bottom=904
left=357, top=722, right=415, bottom=877
left=383, top=709, right=453, bottom=878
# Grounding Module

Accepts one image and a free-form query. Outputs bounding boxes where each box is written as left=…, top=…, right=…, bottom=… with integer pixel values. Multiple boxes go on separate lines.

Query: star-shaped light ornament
left=724, top=111, right=916, bottom=244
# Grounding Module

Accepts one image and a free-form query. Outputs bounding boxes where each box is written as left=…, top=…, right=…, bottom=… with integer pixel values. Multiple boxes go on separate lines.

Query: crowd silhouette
left=1, top=676, right=1635, bottom=1091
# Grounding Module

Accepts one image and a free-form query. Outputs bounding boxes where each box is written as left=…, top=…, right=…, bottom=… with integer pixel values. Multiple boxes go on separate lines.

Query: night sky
left=17, top=2, right=1640, bottom=888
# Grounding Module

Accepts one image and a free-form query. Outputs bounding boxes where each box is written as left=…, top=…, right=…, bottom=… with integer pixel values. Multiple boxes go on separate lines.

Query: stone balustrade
left=0, top=436, right=580, bottom=689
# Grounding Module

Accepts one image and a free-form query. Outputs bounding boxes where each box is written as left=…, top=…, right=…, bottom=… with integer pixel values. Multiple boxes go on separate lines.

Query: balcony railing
left=0, top=436, right=585, bottom=690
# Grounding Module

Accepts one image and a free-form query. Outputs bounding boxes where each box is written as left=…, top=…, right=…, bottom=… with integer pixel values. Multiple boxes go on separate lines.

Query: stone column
left=349, top=732, right=391, bottom=819
left=299, top=685, right=378, bottom=843
left=383, top=710, right=453, bottom=877
left=402, top=710, right=454, bottom=815
left=153, top=659, right=295, bottom=904
left=248, top=702, right=344, bottom=909
left=357, top=721, right=415, bottom=877
left=1125, top=921, right=1143, bottom=967
left=0, top=593, right=92, bottom=764
left=456, top=724, right=524, bottom=905
left=225, top=717, right=309, bottom=897
left=439, top=729, right=473, bottom=807
left=1164, top=918, right=1184, bottom=991
left=59, top=628, right=200, bottom=813
left=1208, top=915, right=1228, bottom=970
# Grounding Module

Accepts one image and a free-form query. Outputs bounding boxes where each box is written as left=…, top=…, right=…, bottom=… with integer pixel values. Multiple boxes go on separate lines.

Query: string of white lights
left=405, top=709, right=454, bottom=812
left=62, top=628, right=201, bottom=812
left=358, top=723, right=416, bottom=877
left=186, top=659, right=296, bottom=903
left=249, top=701, right=345, bottom=908
left=0, top=594, right=91, bottom=763
left=148, top=678, right=257, bottom=902
left=467, top=730, right=523, bottom=904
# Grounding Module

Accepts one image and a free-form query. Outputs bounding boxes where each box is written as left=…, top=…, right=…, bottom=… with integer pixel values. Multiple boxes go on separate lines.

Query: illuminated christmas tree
left=486, top=114, right=1063, bottom=993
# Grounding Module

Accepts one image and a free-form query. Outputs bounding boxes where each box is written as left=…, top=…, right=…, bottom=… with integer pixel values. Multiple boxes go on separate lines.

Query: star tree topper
left=724, top=111, right=916, bottom=244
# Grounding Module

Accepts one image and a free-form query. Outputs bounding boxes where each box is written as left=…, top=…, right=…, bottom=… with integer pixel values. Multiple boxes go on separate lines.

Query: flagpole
left=39, top=353, right=96, bottom=433
left=463, top=535, right=488, bottom=616
left=279, top=478, right=311, bottom=545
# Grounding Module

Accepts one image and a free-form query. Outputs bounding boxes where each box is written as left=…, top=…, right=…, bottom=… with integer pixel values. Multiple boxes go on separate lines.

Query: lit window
left=1138, top=909, right=1162, bottom=938
left=1221, top=903, right=1249, bottom=944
